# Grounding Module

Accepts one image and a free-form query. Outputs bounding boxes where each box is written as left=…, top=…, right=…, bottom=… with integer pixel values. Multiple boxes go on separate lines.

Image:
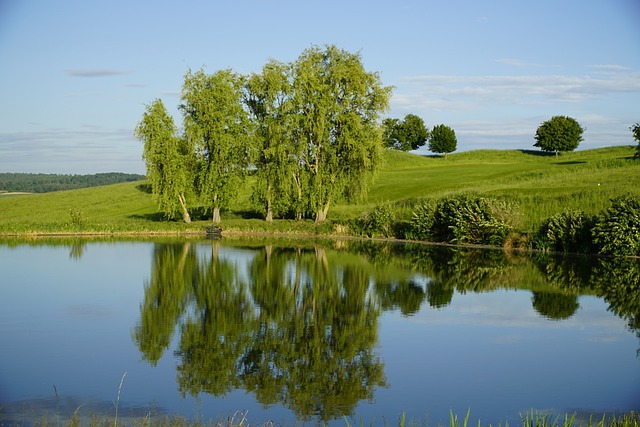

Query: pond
left=0, top=237, right=639, bottom=426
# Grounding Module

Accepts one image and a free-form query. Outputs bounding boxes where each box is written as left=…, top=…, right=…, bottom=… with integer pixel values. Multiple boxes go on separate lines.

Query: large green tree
left=291, top=45, right=392, bottom=222
left=631, top=122, right=640, bottom=159
left=534, top=115, right=584, bottom=156
left=245, top=60, right=296, bottom=222
left=428, top=124, right=457, bottom=157
left=180, top=68, right=253, bottom=223
left=382, top=113, right=429, bottom=151
left=134, top=99, right=194, bottom=223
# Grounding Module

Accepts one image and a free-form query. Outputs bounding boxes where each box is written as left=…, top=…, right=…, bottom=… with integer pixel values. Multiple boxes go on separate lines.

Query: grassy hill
left=0, top=146, right=638, bottom=236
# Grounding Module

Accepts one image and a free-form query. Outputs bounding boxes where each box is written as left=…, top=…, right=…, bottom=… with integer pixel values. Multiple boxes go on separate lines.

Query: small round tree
left=630, top=122, right=640, bottom=159
left=534, top=115, right=584, bottom=156
left=428, top=124, right=457, bottom=157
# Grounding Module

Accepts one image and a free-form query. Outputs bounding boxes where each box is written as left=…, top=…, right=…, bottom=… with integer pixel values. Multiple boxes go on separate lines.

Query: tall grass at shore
left=7, top=410, right=638, bottom=427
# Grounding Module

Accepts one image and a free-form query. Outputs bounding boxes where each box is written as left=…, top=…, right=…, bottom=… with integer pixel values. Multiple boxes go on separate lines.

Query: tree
left=291, top=45, right=392, bottom=222
left=245, top=60, right=296, bottom=222
left=134, top=99, right=194, bottom=223
left=180, top=68, right=253, bottom=223
left=631, top=122, right=640, bottom=159
left=428, top=124, right=457, bottom=157
left=382, top=114, right=429, bottom=151
left=534, top=115, right=584, bottom=156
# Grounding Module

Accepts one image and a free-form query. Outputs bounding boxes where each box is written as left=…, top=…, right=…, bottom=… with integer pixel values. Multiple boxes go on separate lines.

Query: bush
left=353, top=202, right=395, bottom=237
left=430, top=194, right=514, bottom=246
left=406, top=201, right=435, bottom=240
left=593, top=194, right=640, bottom=256
left=535, top=210, right=595, bottom=253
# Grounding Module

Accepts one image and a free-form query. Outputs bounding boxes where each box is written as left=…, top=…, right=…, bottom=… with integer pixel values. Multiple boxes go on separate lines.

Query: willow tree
left=245, top=60, right=296, bottom=222
left=292, top=45, right=392, bottom=222
left=180, top=68, right=253, bottom=223
left=134, top=98, right=194, bottom=223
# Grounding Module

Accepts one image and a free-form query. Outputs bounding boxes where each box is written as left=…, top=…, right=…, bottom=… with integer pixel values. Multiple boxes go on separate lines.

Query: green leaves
left=630, top=122, right=640, bottom=159
left=428, top=124, right=457, bottom=156
left=137, top=45, right=392, bottom=223
left=383, top=114, right=429, bottom=151
left=534, top=115, right=584, bottom=155
left=593, top=194, right=640, bottom=256
left=134, top=99, right=194, bottom=223
left=537, top=210, right=595, bottom=253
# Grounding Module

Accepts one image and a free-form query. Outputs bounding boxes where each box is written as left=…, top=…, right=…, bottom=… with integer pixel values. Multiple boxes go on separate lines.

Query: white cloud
left=497, top=58, right=545, bottom=68
left=65, top=69, right=130, bottom=78
left=391, top=71, right=640, bottom=115
left=589, top=64, right=629, bottom=71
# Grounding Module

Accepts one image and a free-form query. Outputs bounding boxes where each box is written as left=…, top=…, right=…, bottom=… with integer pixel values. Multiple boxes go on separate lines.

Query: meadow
left=1, top=146, right=638, bottom=238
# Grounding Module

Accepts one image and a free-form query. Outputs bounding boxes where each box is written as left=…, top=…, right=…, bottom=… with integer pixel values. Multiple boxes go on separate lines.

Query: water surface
left=0, top=238, right=638, bottom=425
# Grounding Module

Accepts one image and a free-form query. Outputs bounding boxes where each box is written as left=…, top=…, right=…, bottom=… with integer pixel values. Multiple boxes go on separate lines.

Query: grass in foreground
left=4, top=410, right=638, bottom=427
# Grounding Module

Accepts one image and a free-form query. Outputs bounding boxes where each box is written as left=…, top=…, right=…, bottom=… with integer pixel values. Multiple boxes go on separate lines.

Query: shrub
left=536, top=210, right=595, bottom=253
left=354, top=202, right=395, bottom=237
left=406, top=201, right=435, bottom=241
left=593, top=194, right=640, bottom=256
left=431, top=194, right=514, bottom=246
left=68, top=208, right=84, bottom=227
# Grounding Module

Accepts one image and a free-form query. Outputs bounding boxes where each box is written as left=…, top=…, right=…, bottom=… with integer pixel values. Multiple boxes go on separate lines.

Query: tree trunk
left=178, top=194, right=191, bottom=224
left=211, top=193, right=220, bottom=223
left=292, top=171, right=303, bottom=221
left=212, top=207, right=221, bottom=224
left=265, top=199, right=273, bottom=223
left=314, top=200, right=331, bottom=223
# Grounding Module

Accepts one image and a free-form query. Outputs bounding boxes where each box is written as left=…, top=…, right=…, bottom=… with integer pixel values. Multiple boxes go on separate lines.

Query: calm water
left=0, top=238, right=639, bottom=426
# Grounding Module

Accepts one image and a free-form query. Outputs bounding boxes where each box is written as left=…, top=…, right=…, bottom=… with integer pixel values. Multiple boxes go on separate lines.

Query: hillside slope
left=1, top=146, right=638, bottom=234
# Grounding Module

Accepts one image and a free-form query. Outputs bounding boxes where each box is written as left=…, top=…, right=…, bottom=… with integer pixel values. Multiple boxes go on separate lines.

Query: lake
left=0, top=237, right=638, bottom=426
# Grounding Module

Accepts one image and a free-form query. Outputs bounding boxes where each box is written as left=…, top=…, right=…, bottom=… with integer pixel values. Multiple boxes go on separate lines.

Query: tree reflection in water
left=133, top=239, right=640, bottom=421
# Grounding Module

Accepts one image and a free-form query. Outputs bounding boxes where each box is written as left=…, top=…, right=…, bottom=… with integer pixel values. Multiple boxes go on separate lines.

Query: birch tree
left=245, top=60, right=296, bottom=222
left=134, top=98, right=194, bottom=223
left=292, top=45, right=392, bottom=222
left=181, top=68, right=253, bottom=223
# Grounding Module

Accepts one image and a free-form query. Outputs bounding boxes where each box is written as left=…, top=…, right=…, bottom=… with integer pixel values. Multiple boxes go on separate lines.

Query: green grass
left=1, top=146, right=638, bottom=236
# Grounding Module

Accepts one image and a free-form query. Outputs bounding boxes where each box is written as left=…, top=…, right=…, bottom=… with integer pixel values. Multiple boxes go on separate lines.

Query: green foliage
left=631, top=122, right=640, bottom=159
left=534, top=115, right=584, bottom=155
left=245, top=60, right=296, bottom=222
left=428, top=124, right=457, bottom=156
left=292, top=45, right=392, bottom=222
left=382, top=114, right=429, bottom=151
left=354, top=202, right=395, bottom=237
left=593, top=194, right=640, bottom=256
left=406, top=201, right=435, bottom=241
left=68, top=208, right=84, bottom=227
left=135, top=98, right=194, bottom=223
left=430, top=194, right=514, bottom=246
left=535, top=210, right=595, bottom=253
left=181, top=68, right=253, bottom=223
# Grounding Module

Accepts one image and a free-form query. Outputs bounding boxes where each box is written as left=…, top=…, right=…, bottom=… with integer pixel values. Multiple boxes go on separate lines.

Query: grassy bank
left=5, top=409, right=638, bottom=427
left=0, top=146, right=638, bottom=237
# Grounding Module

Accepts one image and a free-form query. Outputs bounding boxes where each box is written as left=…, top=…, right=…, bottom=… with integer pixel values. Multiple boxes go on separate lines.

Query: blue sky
left=0, top=0, right=639, bottom=174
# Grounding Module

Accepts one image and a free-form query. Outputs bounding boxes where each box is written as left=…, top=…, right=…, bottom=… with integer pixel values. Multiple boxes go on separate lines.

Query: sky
left=0, top=0, right=639, bottom=174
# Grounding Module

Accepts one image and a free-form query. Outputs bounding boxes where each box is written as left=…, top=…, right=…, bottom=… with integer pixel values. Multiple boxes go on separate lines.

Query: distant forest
left=0, top=172, right=146, bottom=193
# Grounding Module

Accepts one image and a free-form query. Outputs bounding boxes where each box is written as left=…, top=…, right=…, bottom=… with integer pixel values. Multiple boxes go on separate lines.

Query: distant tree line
left=0, top=172, right=145, bottom=193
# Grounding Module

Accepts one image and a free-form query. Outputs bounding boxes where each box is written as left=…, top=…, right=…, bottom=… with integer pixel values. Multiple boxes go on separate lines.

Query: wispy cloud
left=589, top=64, right=629, bottom=71
left=394, top=71, right=640, bottom=112
left=65, top=68, right=130, bottom=78
left=497, top=58, right=545, bottom=68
